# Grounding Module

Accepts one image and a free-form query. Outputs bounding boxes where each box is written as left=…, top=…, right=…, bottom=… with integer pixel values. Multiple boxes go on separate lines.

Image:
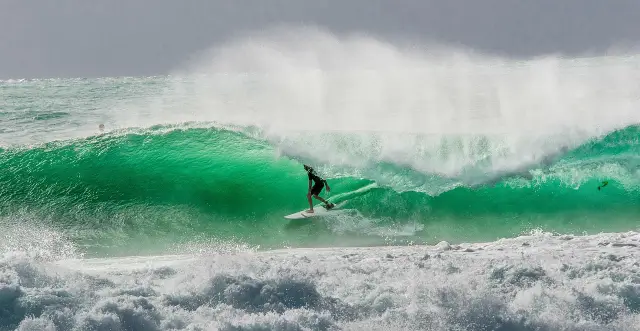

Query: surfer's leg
left=306, top=192, right=314, bottom=213
left=307, top=183, right=332, bottom=212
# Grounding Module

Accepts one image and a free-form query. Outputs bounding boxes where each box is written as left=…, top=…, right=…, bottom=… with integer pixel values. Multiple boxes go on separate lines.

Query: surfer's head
left=303, top=165, right=312, bottom=172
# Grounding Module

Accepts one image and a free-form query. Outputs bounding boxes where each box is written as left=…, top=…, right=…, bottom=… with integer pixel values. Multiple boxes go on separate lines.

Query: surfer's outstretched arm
left=324, top=180, right=331, bottom=192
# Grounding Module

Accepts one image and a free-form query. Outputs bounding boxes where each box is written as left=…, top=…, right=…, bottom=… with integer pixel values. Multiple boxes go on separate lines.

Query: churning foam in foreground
left=2, top=231, right=639, bottom=330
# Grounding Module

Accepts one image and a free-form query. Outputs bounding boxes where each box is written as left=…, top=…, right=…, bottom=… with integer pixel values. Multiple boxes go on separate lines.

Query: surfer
left=304, top=165, right=335, bottom=213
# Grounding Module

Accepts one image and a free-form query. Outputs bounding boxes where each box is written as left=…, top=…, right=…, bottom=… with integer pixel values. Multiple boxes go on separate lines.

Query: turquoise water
left=1, top=50, right=639, bottom=256
left=1, top=122, right=639, bottom=256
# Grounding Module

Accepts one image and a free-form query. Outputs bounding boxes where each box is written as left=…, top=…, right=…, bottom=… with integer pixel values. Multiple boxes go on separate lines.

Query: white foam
left=162, top=28, right=638, bottom=168
left=107, top=26, right=640, bottom=192
left=2, top=231, right=639, bottom=330
left=0, top=216, right=81, bottom=261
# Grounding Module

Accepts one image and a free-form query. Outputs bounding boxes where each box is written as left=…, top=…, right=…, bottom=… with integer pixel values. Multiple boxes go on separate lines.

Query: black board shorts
left=310, top=182, right=324, bottom=195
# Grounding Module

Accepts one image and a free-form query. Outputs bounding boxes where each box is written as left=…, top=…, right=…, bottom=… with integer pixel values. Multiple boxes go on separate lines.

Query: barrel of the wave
left=0, top=127, right=319, bottom=253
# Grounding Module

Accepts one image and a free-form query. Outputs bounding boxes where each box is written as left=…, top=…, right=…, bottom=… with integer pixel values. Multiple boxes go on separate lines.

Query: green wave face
left=1, top=125, right=639, bottom=255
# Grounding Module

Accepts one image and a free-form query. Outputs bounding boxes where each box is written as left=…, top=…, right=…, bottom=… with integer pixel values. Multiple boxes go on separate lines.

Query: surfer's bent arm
left=308, top=179, right=313, bottom=193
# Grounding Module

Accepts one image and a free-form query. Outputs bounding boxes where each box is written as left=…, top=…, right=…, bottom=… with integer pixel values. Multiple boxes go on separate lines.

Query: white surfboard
left=284, top=201, right=347, bottom=220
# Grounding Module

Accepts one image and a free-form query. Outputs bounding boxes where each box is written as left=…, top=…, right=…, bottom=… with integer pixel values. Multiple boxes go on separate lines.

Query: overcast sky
left=1, top=0, right=639, bottom=79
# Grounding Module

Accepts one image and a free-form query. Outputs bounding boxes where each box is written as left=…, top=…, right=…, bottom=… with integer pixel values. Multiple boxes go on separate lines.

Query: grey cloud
left=1, top=0, right=639, bottom=79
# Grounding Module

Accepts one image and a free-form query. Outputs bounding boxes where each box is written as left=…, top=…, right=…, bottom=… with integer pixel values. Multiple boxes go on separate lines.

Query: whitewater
left=1, top=29, right=640, bottom=330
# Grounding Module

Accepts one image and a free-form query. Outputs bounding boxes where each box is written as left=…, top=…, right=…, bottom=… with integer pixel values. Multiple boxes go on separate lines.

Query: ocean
left=1, top=31, right=639, bottom=330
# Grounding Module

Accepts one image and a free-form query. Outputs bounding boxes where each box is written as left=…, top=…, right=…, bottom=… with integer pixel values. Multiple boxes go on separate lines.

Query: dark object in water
left=597, top=181, right=609, bottom=191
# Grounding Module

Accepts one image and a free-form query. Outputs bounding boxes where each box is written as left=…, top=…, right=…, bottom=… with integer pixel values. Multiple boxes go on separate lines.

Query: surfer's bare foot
left=306, top=209, right=314, bottom=213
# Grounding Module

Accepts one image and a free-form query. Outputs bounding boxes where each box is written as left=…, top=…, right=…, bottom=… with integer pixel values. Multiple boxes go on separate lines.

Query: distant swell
left=1, top=124, right=639, bottom=254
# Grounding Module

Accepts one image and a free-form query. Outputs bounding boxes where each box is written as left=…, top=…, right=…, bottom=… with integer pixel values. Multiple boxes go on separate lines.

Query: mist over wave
left=152, top=28, right=640, bottom=189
